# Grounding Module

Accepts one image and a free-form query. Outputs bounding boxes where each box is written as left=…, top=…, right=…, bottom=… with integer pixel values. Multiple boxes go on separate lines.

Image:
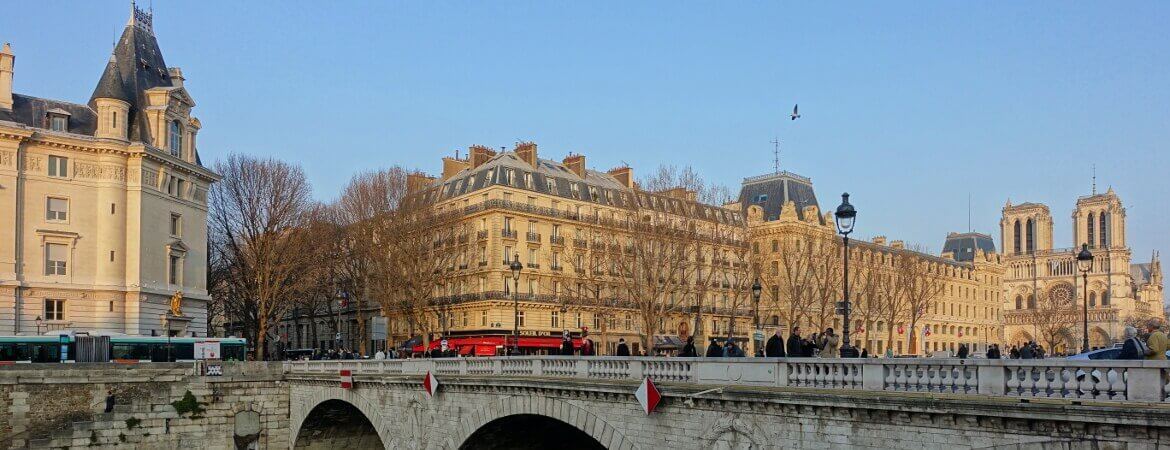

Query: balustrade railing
left=285, top=357, right=1170, bottom=403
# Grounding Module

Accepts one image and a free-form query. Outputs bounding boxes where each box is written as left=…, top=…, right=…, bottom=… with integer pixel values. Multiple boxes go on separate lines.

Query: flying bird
left=790, top=104, right=801, bottom=121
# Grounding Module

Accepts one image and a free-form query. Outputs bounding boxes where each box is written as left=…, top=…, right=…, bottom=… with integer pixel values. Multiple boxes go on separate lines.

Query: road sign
left=423, top=371, right=440, bottom=398
left=340, top=369, right=353, bottom=389
left=752, top=330, right=764, bottom=341
left=634, top=378, right=661, bottom=415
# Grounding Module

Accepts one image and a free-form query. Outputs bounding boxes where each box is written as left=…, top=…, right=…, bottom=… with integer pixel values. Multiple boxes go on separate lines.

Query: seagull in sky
left=790, top=104, right=801, bottom=121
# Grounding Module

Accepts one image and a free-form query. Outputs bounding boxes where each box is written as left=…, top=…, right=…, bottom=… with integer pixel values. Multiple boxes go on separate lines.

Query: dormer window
left=46, top=109, right=71, bottom=132
left=169, top=120, right=183, bottom=157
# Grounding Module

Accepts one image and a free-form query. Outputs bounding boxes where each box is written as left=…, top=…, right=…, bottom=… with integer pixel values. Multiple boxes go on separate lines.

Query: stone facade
left=1001, top=190, right=1165, bottom=351
left=0, top=5, right=218, bottom=337
left=0, top=363, right=288, bottom=449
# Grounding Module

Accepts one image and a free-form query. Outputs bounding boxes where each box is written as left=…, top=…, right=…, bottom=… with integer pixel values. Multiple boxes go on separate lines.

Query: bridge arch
left=451, top=394, right=637, bottom=450
left=290, top=387, right=393, bottom=449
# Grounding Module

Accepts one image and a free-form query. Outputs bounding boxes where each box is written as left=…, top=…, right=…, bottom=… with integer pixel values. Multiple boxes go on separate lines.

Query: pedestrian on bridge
left=723, top=339, right=745, bottom=357
left=616, top=339, right=631, bottom=356
left=579, top=328, right=595, bottom=356
left=765, top=329, right=786, bottom=358
left=787, top=327, right=804, bottom=357
left=705, top=338, right=722, bottom=357
left=1144, top=319, right=1167, bottom=360
left=560, top=331, right=574, bottom=356
left=680, top=336, right=697, bottom=357
left=818, top=329, right=840, bottom=358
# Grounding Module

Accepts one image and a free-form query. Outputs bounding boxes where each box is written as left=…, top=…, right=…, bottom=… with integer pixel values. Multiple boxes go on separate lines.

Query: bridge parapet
left=286, top=356, right=1170, bottom=403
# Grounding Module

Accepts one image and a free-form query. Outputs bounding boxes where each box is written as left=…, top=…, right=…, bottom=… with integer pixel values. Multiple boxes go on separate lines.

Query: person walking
left=885, top=347, right=893, bottom=358
left=723, top=339, right=745, bottom=357
left=1008, top=345, right=1020, bottom=359
left=680, top=336, right=698, bottom=357
left=560, top=331, right=574, bottom=356
left=786, top=327, right=804, bottom=357
left=957, top=344, right=969, bottom=359
left=818, top=328, right=840, bottom=358
left=1119, top=326, right=1148, bottom=360
left=986, top=344, right=1001, bottom=359
left=579, top=328, right=595, bottom=356
left=765, top=329, right=786, bottom=358
left=615, top=338, right=631, bottom=356
left=1019, top=342, right=1034, bottom=359
left=104, top=390, right=116, bottom=413
left=1145, top=319, right=1168, bottom=360
left=860, top=348, right=869, bottom=358
left=705, top=338, right=722, bottom=357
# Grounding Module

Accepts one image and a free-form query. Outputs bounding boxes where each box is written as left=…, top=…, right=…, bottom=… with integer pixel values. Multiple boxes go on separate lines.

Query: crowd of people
left=284, top=320, right=1170, bottom=361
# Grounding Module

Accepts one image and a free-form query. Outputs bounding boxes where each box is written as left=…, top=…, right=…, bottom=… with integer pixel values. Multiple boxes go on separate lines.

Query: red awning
left=411, top=335, right=581, bottom=353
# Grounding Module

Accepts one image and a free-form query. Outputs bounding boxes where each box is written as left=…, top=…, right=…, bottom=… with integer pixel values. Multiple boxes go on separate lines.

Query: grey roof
left=89, top=17, right=176, bottom=142
left=429, top=151, right=741, bottom=224
left=0, top=94, right=98, bottom=135
left=1132, top=263, right=1153, bottom=284
left=737, top=171, right=822, bottom=223
left=942, top=232, right=997, bottom=262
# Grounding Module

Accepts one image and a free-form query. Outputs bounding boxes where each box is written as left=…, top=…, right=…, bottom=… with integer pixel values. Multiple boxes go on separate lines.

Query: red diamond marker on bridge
left=635, top=377, right=660, bottom=415
left=339, top=369, right=353, bottom=390
left=423, top=371, right=440, bottom=398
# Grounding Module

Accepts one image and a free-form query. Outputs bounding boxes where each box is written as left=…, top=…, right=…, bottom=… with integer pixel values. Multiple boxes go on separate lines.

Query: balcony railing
left=526, top=263, right=541, bottom=269
left=526, top=232, right=541, bottom=243
left=477, top=230, right=489, bottom=240
left=478, top=261, right=488, bottom=267
left=502, top=229, right=517, bottom=239
left=550, top=235, right=565, bottom=246
left=573, top=239, right=588, bottom=249
left=551, top=265, right=564, bottom=272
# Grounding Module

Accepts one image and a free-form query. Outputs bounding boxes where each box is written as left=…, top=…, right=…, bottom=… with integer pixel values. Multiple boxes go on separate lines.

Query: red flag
left=635, top=378, right=661, bottom=415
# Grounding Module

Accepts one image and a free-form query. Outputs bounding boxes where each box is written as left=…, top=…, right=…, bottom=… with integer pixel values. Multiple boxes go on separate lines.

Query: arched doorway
left=294, top=399, right=384, bottom=449
left=459, top=414, right=604, bottom=450
left=1090, top=327, right=1112, bottom=350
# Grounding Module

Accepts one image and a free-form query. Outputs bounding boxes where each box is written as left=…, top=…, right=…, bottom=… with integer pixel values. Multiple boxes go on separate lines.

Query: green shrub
left=125, top=417, right=141, bottom=429
left=170, top=390, right=205, bottom=417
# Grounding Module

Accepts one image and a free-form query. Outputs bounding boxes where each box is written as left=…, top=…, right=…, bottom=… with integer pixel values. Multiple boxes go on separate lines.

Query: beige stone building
left=0, top=7, right=217, bottom=336
left=742, top=171, right=1006, bottom=356
left=1001, top=189, right=1164, bottom=352
left=369, top=143, right=752, bottom=355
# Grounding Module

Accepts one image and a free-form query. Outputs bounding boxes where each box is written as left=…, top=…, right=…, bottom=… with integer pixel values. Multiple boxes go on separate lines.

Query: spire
left=128, top=1, right=154, bottom=36
left=91, top=3, right=174, bottom=141
left=91, top=55, right=131, bottom=103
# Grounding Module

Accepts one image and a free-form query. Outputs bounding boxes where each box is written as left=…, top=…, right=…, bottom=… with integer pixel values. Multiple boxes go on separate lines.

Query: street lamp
left=751, top=279, right=762, bottom=355
left=509, top=252, right=523, bottom=355
left=35, top=316, right=43, bottom=335
left=1076, top=243, right=1094, bottom=353
left=834, top=193, right=858, bottom=358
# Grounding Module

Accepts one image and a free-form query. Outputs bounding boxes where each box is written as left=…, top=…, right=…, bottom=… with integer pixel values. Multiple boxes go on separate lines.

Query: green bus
left=0, top=334, right=247, bottom=363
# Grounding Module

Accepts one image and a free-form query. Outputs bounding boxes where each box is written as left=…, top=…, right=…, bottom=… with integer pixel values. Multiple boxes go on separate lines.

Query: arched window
left=1089, top=292, right=1096, bottom=307
left=1102, top=291, right=1110, bottom=306
left=1087, top=212, right=1095, bottom=247
left=1027, top=294, right=1036, bottom=309
left=169, top=120, right=183, bottom=157
left=1013, top=220, right=1021, bottom=253
left=1025, top=219, right=1035, bottom=253
left=1014, top=295, right=1023, bottom=310
left=1100, top=213, right=1108, bottom=247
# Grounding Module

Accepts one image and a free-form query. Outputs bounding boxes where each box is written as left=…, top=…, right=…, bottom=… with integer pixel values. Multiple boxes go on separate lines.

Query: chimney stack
left=514, top=141, right=538, bottom=167
left=607, top=166, right=634, bottom=189
left=891, top=240, right=905, bottom=249
left=469, top=145, right=496, bottom=168
left=167, top=67, right=184, bottom=88
left=0, top=43, right=14, bottom=111
left=441, top=155, right=471, bottom=180
left=563, top=154, right=587, bottom=179
left=872, top=236, right=887, bottom=246
left=406, top=172, right=436, bottom=194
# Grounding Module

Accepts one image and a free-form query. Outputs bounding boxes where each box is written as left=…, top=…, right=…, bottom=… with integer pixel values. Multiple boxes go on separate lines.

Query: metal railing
left=285, top=356, right=1170, bottom=403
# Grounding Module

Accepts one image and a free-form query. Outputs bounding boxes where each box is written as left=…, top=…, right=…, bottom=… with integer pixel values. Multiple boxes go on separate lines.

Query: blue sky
left=3, top=2, right=1168, bottom=260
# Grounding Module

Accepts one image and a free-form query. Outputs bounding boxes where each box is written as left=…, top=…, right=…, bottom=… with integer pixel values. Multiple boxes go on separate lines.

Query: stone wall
left=0, top=362, right=290, bottom=449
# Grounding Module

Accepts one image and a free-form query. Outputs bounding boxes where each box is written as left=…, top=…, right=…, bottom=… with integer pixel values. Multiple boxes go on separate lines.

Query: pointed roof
left=88, top=3, right=176, bottom=142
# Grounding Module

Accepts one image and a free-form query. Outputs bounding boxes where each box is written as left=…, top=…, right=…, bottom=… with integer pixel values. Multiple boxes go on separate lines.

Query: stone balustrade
left=285, top=356, right=1170, bottom=403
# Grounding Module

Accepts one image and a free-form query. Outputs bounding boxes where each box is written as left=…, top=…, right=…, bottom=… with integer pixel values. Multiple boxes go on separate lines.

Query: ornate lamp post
left=1076, top=243, right=1094, bottom=353
left=751, top=279, right=762, bottom=355
left=509, top=253, right=523, bottom=355
left=834, top=193, right=858, bottom=358
left=34, top=316, right=42, bottom=335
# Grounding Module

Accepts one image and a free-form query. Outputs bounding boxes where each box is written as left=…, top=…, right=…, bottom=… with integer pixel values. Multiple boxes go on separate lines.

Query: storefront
left=411, top=335, right=584, bottom=356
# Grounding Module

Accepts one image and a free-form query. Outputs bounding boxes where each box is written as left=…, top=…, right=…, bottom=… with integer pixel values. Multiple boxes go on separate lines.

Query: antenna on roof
left=968, top=193, right=972, bottom=232
left=1091, top=164, right=1097, bottom=195
left=770, top=137, right=780, bottom=174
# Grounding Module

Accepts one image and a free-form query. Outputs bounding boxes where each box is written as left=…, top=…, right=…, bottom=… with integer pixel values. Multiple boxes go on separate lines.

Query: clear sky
left=3, top=1, right=1168, bottom=261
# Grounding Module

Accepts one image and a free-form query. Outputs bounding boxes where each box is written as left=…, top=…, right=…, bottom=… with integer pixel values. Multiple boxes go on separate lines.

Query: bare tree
left=1028, top=288, right=1076, bottom=352
left=898, top=246, right=947, bottom=355
left=563, top=225, right=622, bottom=353
left=209, top=154, right=316, bottom=360
left=808, top=237, right=844, bottom=332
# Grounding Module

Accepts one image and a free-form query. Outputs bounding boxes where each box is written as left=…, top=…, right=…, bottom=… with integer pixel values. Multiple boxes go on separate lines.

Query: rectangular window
left=503, top=216, right=513, bottom=231
left=170, top=213, right=182, bottom=237
left=518, top=311, right=526, bottom=327
left=481, top=310, right=488, bottom=326
left=109, top=250, right=115, bottom=262
left=45, top=243, right=67, bottom=275
left=50, top=116, right=67, bottom=132
left=110, top=203, right=116, bottom=214
left=48, top=156, right=68, bottom=177
left=551, top=311, right=559, bottom=328
left=46, top=197, right=68, bottom=221
left=169, top=254, right=181, bottom=285
left=504, top=246, right=513, bottom=264
left=44, top=299, right=64, bottom=321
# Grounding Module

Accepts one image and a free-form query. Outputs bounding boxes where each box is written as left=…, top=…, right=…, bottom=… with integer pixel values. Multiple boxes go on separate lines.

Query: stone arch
left=1090, top=327, right=1111, bottom=349
left=450, top=394, right=637, bottom=450
left=289, top=386, right=394, bottom=450
left=1010, top=329, right=1034, bottom=345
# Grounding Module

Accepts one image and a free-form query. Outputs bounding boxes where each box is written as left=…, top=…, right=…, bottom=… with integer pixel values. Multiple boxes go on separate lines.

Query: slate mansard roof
left=942, top=232, right=997, bottom=262
left=737, top=171, right=822, bottom=223
left=429, top=152, right=742, bottom=225
left=1, top=7, right=199, bottom=164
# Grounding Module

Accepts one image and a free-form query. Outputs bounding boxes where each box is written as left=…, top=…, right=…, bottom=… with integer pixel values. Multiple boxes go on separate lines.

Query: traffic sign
left=423, top=371, right=440, bottom=398
left=752, top=330, right=764, bottom=341
left=340, top=369, right=353, bottom=389
left=634, top=378, right=661, bottom=415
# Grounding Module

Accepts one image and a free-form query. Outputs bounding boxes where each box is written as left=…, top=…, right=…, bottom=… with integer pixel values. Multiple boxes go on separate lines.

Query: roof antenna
left=967, top=193, right=972, bottom=232
left=1091, top=164, right=1097, bottom=195
left=770, top=137, right=780, bottom=174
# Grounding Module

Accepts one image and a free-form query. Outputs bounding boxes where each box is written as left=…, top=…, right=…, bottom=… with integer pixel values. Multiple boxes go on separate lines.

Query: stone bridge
left=286, top=357, right=1170, bottom=449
